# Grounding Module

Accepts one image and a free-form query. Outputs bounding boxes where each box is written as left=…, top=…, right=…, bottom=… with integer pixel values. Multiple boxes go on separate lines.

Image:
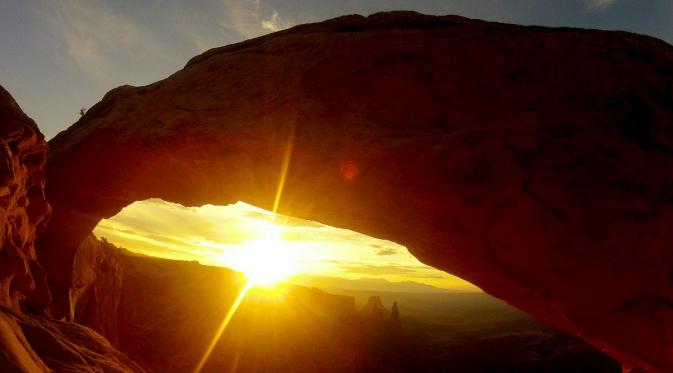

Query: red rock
left=0, top=86, right=144, bottom=372
left=39, top=11, right=673, bottom=372
left=0, top=85, right=50, bottom=312
left=0, top=304, right=145, bottom=372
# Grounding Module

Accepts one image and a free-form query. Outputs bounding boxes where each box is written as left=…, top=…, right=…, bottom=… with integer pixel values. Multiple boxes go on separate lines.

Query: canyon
left=0, top=11, right=672, bottom=372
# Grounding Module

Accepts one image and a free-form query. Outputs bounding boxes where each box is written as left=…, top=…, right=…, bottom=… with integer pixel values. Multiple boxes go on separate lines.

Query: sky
left=0, top=0, right=672, bottom=139
left=94, top=199, right=479, bottom=291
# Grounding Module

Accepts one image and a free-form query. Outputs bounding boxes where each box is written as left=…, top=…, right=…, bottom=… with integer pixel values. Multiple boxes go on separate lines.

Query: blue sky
left=1, top=0, right=672, bottom=139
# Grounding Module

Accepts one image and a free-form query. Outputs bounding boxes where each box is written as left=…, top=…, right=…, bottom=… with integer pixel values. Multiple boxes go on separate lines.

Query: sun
left=227, top=221, right=299, bottom=287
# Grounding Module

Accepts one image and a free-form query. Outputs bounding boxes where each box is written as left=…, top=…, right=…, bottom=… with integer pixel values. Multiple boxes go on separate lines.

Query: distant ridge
left=292, top=275, right=478, bottom=294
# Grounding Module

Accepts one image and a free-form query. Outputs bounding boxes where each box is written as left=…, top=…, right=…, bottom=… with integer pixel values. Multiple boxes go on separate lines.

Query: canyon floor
left=90, top=243, right=620, bottom=373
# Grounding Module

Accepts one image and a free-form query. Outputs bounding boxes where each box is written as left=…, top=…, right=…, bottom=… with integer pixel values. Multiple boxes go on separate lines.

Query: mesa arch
left=37, top=12, right=673, bottom=372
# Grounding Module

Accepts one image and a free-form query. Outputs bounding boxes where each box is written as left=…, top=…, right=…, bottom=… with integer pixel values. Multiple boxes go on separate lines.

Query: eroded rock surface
left=0, top=304, right=145, bottom=372
left=41, top=12, right=673, bottom=372
left=0, top=85, right=50, bottom=312
left=0, top=86, right=143, bottom=372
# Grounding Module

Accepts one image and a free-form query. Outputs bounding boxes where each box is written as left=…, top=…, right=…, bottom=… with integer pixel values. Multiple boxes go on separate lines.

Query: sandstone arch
left=39, top=12, right=673, bottom=372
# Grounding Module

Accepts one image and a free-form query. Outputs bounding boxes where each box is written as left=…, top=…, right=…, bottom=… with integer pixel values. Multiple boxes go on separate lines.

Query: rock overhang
left=37, top=11, right=673, bottom=372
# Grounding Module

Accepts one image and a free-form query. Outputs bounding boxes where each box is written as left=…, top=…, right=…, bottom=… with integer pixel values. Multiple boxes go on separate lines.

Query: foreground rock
left=41, top=12, right=673, bottom=371
left=0, top=304, right=144, bottom=372
left=0, top=86, right=143, bottom=372
left=0, top=86, right=50, bottom=312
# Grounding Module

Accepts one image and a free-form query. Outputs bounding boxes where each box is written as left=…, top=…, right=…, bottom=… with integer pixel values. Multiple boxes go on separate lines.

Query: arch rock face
left=40, top=12, right=673, bottom=372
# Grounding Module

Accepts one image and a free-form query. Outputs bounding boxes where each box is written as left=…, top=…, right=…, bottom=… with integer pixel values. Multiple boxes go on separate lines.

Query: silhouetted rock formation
left=391, top=301, right=400, bottom=324
left=37, top=11, right=673, bottom=372
left=362, top=296, right=385, bottom=326
left=0, top=86, right=143, bottom=372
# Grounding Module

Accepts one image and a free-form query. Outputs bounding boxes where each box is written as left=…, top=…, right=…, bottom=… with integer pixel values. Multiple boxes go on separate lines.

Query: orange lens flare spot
left=340, top=160, right=359, bottom=182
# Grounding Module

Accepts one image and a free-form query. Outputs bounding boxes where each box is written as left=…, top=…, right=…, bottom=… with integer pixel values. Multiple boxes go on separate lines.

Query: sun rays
left=194, top=126, right=297, bottom=372
left=193, top=280, right=252, bottom=373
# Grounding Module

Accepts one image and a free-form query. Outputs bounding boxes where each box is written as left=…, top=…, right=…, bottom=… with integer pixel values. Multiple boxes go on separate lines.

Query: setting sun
left=224, top=221, right=299, bottom=287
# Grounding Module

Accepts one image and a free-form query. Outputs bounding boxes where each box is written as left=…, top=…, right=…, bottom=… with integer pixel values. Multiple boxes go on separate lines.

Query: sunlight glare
left=225, top=220, right=299, bottom=288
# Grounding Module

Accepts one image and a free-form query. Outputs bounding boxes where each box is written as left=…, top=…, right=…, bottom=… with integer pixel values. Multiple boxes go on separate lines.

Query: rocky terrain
left=0, top=86, right=143, bottom=372
left=71, top=236, right=619, bottom=372
left=38, top=11, right=673, bottom=372
left=0, top=10, right=670, bottom=372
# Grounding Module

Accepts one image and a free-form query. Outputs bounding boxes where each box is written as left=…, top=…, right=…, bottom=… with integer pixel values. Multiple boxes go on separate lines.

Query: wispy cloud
left=214, top=1, right=291, bottom=41
left=43, top=0, right=162, bottom=82
left=376, top=248, right=397, bottom=256
left=261, top=11, right=291, bottom=32
left=585, top=0, right=617, bottom=10
left=42, top=0, right=168, bottom=84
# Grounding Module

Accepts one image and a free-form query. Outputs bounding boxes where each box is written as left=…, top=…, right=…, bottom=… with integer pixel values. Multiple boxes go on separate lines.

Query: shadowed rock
left=71, top=235, right=124, bottom=345
left=39, top=11, right=673, bottom=372
left=362, top=296, right=385, bottom=325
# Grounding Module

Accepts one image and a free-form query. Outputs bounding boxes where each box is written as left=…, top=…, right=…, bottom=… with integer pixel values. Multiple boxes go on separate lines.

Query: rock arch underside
left=1, top=11, right=672, bottom=372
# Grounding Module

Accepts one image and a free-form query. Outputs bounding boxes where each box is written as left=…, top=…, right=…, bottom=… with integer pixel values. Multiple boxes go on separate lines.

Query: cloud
left=375, top=247, right=397, bottom=256
left=585, top=0, right=616, bottom=10
left=42, top=0, right=168, bottom=83
left=261, top=11, right=291, bottom=32
left=216, top=0, right=264, bottom=39
left=214, top=1, right=290, bottom=40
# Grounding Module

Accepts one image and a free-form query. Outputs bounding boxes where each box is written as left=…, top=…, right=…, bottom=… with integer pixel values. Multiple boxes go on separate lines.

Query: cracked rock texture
left=40, top=12, right=673, bottom=372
